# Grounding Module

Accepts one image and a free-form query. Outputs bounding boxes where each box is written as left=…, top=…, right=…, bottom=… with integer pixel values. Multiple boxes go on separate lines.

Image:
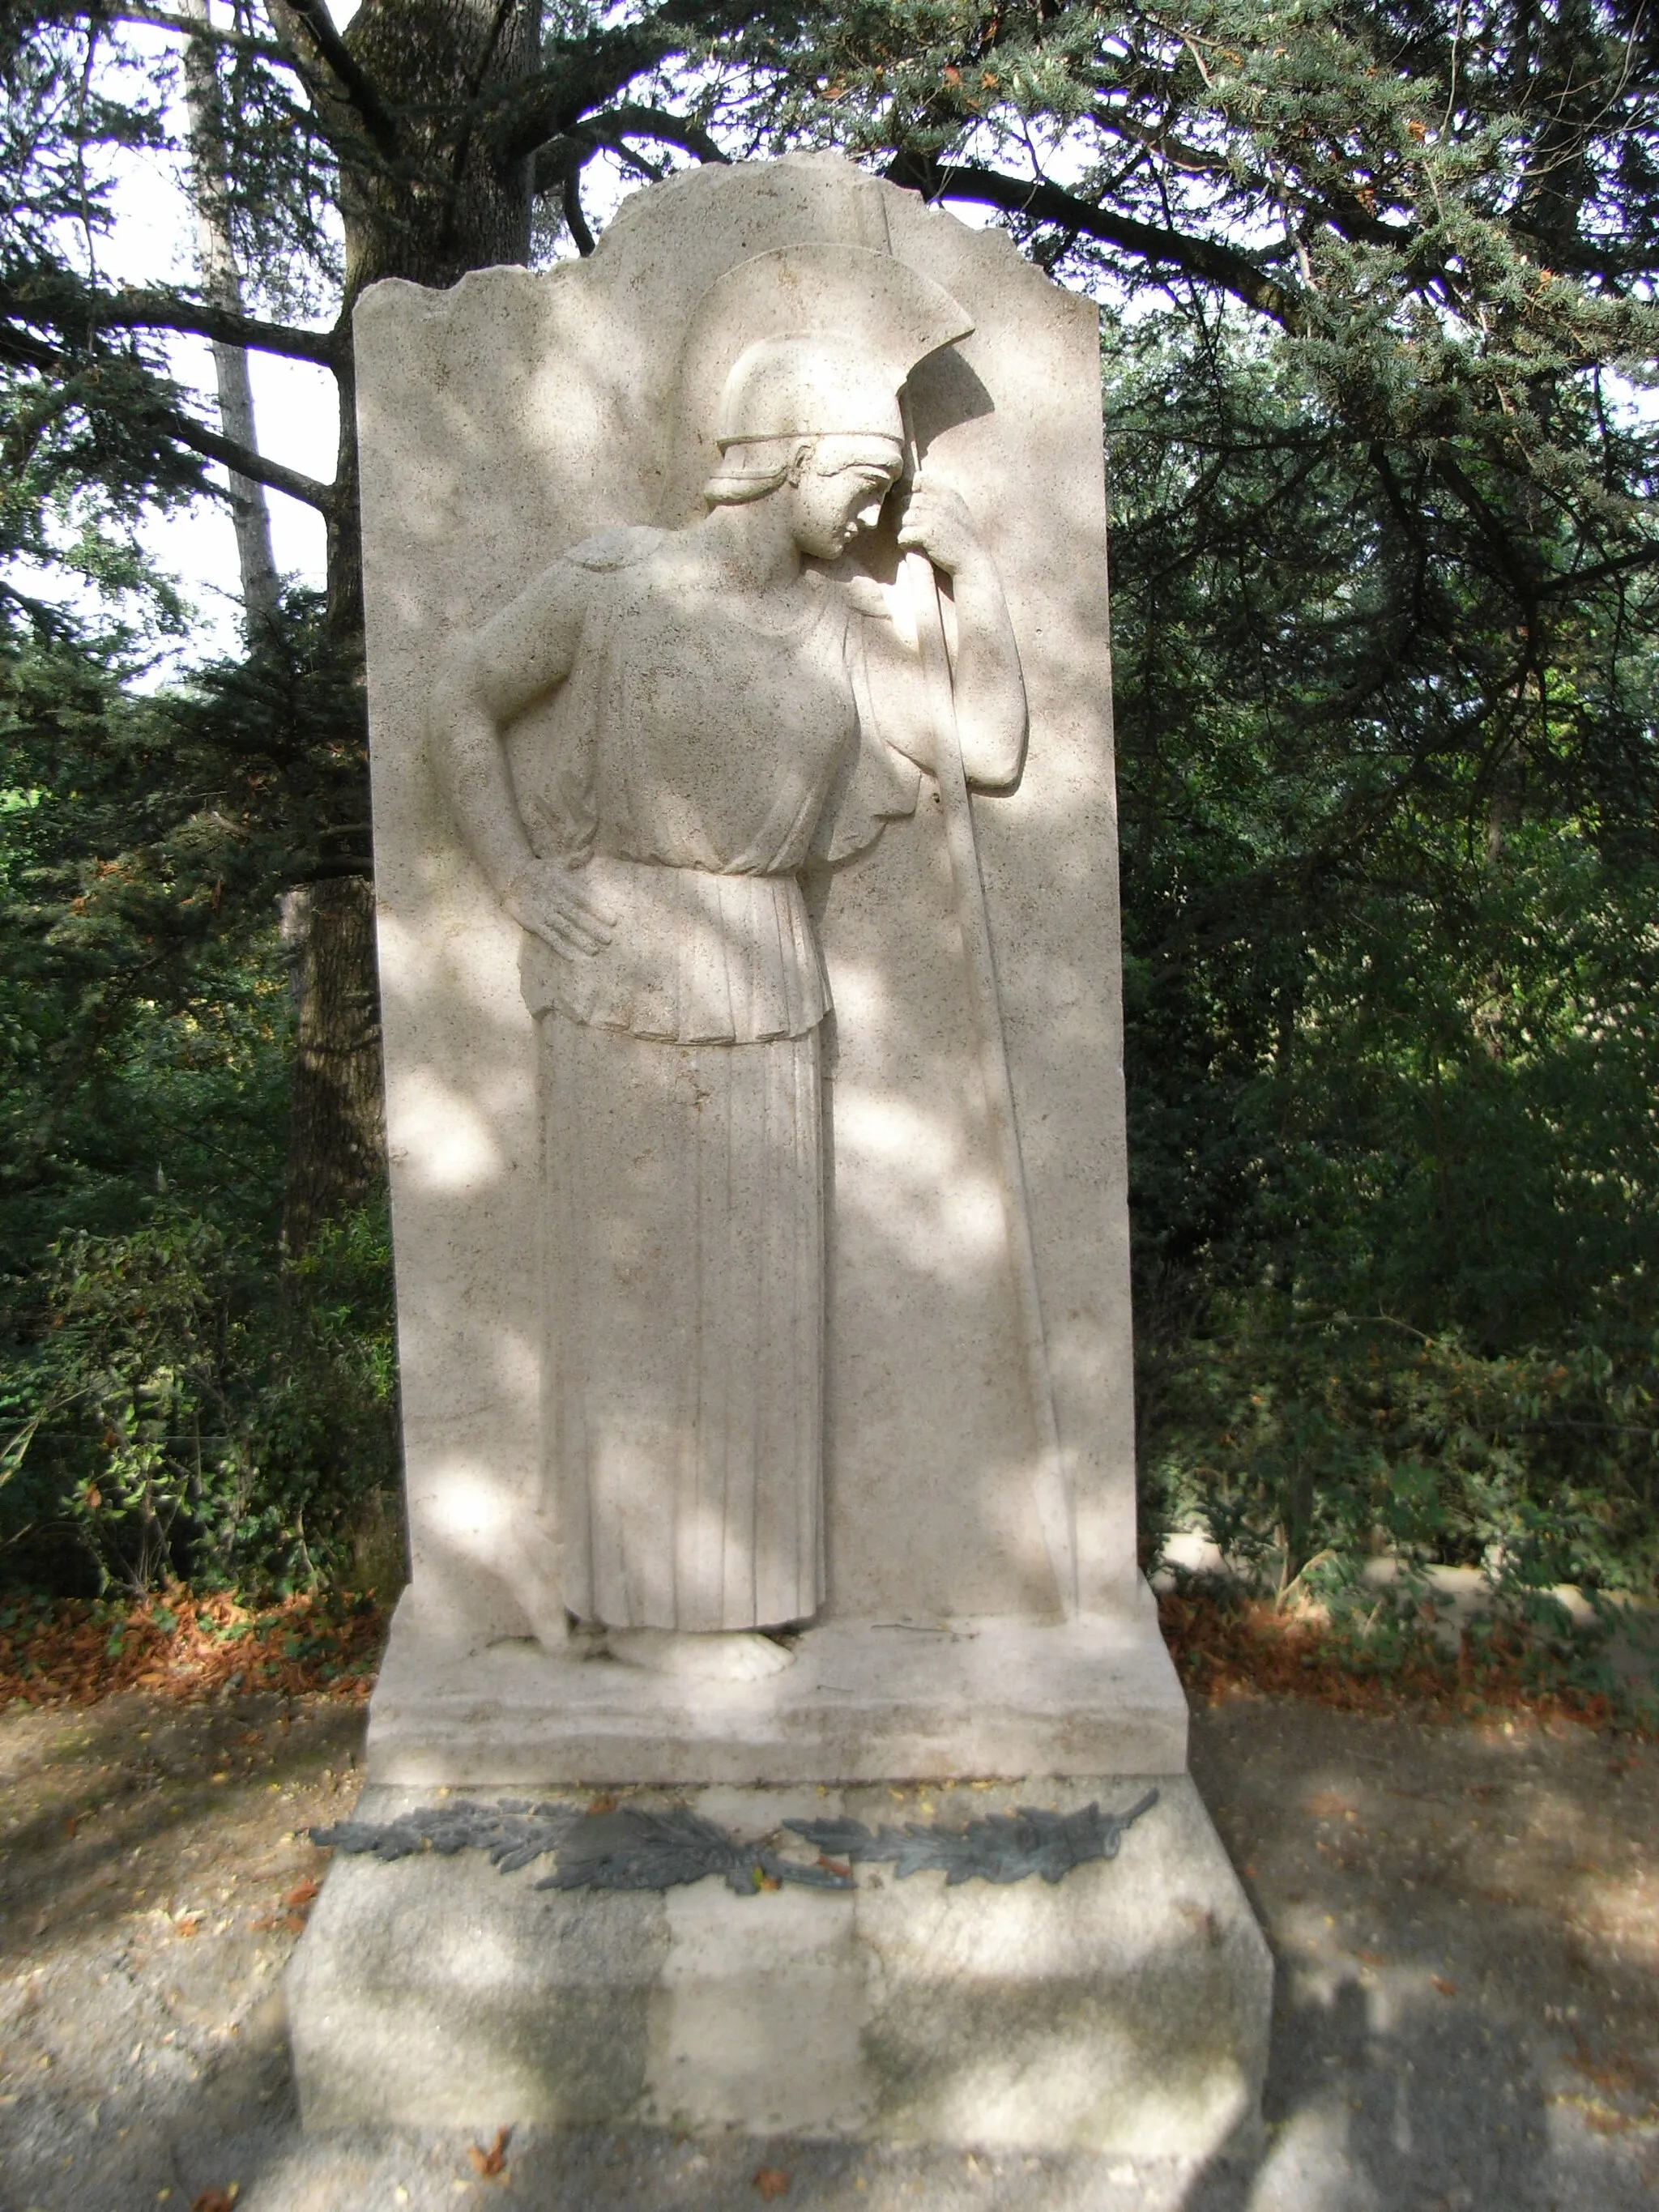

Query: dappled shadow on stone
left=3, top=1688, right=1656, bottom=2209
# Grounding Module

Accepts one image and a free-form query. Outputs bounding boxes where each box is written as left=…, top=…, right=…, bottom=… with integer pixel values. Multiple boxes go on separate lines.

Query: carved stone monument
left=287, top=153, right=1270, bottom=2164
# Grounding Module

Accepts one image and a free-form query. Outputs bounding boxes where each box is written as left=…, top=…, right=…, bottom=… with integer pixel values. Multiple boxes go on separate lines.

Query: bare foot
left=603, top=1629, right=796, bottom=1681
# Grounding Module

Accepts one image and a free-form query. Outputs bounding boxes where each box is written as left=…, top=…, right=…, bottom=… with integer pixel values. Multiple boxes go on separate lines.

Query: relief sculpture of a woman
left=432, top=246, right=1027, bottom=1681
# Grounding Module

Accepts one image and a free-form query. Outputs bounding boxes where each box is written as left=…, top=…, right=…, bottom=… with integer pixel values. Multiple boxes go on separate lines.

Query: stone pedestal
left=365, top=1586, right=1190, bottom=1788
left=288, top=1777, right=1270, bottom=2159
left=291, top=149, right=1274, bottom=2162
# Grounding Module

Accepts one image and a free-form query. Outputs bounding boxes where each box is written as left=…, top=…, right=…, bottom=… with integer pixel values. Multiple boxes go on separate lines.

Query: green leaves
left=2, top=1201, right=398, bottom=1596
left=1102, top=245, right=1659, bottom=1604
left=0, top=605, right=392, bottom=1596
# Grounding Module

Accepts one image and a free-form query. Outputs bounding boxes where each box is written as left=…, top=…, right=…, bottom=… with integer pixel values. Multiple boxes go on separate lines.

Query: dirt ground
left=1, top=1686, right=1656, bottom=2212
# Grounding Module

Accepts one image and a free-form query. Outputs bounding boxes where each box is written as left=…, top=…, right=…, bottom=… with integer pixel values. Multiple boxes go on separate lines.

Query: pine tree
left=4, top=1, right=1658, bottom=1593
left=2, top=1, right=755, bottom=1250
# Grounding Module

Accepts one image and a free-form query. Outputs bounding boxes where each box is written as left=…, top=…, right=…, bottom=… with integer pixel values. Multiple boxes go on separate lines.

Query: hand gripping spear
left=850, top=178, right=1080, bottom=1622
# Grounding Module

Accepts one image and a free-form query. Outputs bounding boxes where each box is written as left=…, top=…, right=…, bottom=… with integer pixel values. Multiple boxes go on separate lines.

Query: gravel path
left=1, top=1688, right=1654, bottom=2210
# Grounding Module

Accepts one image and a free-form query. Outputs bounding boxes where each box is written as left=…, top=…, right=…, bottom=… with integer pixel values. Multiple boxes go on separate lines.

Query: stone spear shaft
left=851, top=181, right=1080, bottom=1621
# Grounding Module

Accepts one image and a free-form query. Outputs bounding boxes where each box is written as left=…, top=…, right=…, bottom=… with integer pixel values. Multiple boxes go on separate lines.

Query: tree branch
left=531, top=102, right=731, bottom=197
left=1537, top=543, right=1659, bottom=597
left=264, top=0, right=401, bottom=160
left=153, top=411, right=336, bottom=513
left=591, top=103, right=730, bottom=165
left=1, top=282, right=335, bottom=366
left=103, top=5, right=295, bottom=65
left=488, top=14, right=746, bottom=166
left=0, top=576, right=78, bottom=637
left=885, top=151, right=1301, bottom=326
left=597, top=104, right=725, bottom=164
left=562, top=166, right=595, bottom=257
left=0, top=317, right=335, bottom=510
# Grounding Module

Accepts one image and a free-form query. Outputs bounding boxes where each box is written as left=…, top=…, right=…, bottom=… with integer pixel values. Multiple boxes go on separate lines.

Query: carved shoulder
left=469, top=531, right=664, bottom=722
left=563, top=526, right=669, bottom=574
left=470, top=544, right=621, bottom=722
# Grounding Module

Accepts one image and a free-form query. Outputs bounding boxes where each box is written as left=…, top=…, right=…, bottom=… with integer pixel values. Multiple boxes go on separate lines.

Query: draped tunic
left=516, top=527, right=920, bottom=1630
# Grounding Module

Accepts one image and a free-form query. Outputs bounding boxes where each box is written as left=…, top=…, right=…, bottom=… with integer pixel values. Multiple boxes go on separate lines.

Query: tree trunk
left=324, top=0, right=539, bottom=647
left=179, top=0, right=280, bottom=621
left=260, top=0, right=542, bottom=1255
left=279, top=877, right=386, bottom=1257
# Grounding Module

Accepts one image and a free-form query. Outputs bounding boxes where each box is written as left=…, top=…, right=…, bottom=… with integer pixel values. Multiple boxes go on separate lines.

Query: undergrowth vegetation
left=8, top=1207, right=397, bottom=1596
left=2, top=2, right=1658, bottom=1647
left=0, top=1583, right=384, bottom=1706
left=1158, top=1584, right=1659, bottom=1737
left=1112, top=313, right=1659, bottom=1613
left=0, top=617, right=399, bottom=1600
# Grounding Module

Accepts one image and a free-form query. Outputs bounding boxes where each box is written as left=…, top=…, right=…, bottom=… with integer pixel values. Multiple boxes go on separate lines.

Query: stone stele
left=286, top=153, right=1270, bottom=2161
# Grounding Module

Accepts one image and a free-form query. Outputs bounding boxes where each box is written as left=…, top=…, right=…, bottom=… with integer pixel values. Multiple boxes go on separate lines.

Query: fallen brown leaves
left=467, top=2126, right=511, bottom=2178
left=1158, top=1588, right=1649, bottom=1735
left=0, top=1587, right=386, bottom=1709
left=1557, top=2070, right=1659, bottom=2141
left=262, top=1877, right=322, bottom=1936
left=249, top=1880, right=318, bottom=1937
left=5, top=1575, right=1640, bottom=1747
left=192, top=2188, right=239, bottom=2212
left=753, top=2168, right=791, bottom=2200
left=1581, top=2103, right=1640, bottom=2135
left=1566, top=2048, right=1645, bottom=2095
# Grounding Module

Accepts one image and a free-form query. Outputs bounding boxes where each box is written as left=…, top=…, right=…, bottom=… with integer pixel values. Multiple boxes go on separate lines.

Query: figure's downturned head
left=671, top=241, right=971, bottom=526
left=719, top=335, right=907, bottom=447
left=706, top=338, right=905, bottom=506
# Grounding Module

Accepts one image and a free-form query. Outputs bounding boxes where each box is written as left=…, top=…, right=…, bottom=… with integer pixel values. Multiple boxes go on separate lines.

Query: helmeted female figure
left=432, top=247, right=1026, bottom=1679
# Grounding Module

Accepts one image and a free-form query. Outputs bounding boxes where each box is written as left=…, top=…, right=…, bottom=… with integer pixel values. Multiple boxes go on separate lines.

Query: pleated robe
left=516, top=530, right=918, bottom=1630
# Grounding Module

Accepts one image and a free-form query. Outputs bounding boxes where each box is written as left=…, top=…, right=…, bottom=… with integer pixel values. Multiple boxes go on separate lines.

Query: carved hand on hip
left=503, top=858, right=616, bottom=960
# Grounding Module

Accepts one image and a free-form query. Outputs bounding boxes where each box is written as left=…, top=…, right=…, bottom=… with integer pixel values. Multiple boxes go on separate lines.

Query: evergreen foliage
left=0, top=608, right=395, bottom=1591
left=1104, top=294, right=1659, bottom=1602
left=0, top=0, right=1655, bottom=1602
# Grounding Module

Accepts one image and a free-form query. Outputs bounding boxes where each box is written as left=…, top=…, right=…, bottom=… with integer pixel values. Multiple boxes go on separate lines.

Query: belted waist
left=518, top=855, right=830, bottom=1043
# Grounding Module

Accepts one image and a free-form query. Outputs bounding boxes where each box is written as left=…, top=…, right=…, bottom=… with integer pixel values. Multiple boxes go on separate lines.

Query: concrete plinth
left=287, top=1776, right=1269, bottom=2159
left=366, top=1591, right=1190, bottom=1788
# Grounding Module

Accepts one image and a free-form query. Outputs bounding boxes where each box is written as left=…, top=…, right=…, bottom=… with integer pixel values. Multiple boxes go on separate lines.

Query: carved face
left=785, top=436, right=903, bottom=561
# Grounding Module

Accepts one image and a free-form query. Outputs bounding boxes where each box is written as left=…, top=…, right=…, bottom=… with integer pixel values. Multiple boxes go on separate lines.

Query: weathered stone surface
left=288, top=1777, right=1270, bottom=2156
left=356, top=151, right=1137, bottom=1664
left=365, top=1591, right=1188, bottom=1786
left=316, top=153, right=1272, bottom=2164
left=288, top=1841, right=667, bottom=2133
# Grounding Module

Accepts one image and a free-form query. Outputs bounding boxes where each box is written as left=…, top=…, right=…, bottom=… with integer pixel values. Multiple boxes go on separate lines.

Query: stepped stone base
left=287, top=1775, right=1271, bottom=2159
left=365, top=1589, right=1191, bottom=1788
